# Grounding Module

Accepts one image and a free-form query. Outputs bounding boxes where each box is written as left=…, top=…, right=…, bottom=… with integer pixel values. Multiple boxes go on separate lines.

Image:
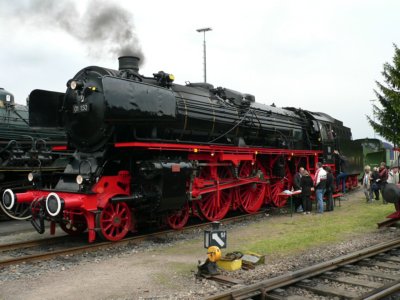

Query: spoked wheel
left=196, top=166, right=233, bottom=221
left=270, top=179, right=286, bottom=207
left=237, top=161, right=266, bottom=213
left=263, top=179, right=273, bottom=205
left=96, top=201, right=132, bottom=241
left=166, top=202, right=190, bottom=229
left=60, top=212, right=87, bottom=235
left=0, top=189, right=31, bottom=220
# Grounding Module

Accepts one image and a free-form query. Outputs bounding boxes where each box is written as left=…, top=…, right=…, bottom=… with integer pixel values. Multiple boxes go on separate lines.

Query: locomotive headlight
left=27, top=172, right=41, bottom=183
left=70, top=80, right=83, bottom=90
left=46, top=193, right=64, bottom=217
left=76, top=175, right=84, bottom=185
left=28, top=172, right=34, bottom=182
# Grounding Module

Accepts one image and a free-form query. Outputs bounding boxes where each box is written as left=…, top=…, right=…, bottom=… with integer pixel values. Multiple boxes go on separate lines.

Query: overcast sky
left=0, top=0, right=399, bottom=140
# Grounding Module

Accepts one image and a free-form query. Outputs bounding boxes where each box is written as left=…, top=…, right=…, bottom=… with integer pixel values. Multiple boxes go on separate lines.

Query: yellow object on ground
left=217, top=258, right=242, bottom=271
left=207, top=246, right=221, bottom=262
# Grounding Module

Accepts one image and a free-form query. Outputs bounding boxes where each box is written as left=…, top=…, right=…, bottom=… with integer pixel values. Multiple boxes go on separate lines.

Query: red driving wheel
left=196, top=166, right=233, bottom=221
left=270, top=179, right=287, bottom=207
left=96, top=201, right=132, bottom=241
left=166, top=202, right=190, bottom=229
left=237, top=161, right=266, bottom=213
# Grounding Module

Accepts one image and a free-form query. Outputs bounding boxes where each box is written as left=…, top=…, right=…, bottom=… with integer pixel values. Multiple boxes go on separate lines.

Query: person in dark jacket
left=370, top=166, right=380, bottom=200
left=334, top=150, right=347, bottom=193
left=324, top=166, right=335, bottom=211
left=293, top=167, right=305, bottom=212
left=300, top=170, right=313, bottom=214
left=378, top=162, right=389, bottom=204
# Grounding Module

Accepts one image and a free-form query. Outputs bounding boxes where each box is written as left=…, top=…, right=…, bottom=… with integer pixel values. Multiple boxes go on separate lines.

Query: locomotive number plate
left=73, top=104, right=90, bottom=113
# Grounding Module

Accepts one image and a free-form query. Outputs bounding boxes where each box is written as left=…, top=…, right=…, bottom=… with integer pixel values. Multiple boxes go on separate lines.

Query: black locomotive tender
left=2, top=57, right=360, bottom=242
left=0, top=88, right=66, bottom=220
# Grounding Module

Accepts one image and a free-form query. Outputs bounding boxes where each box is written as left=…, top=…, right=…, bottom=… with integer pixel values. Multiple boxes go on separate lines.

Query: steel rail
left=205, top=238, right=400, bottom=300
left=0, top=211, right=264, bottom=268
left=361, top=279, right=400, bottom=300
left=0, top=235, right=70, bottom=252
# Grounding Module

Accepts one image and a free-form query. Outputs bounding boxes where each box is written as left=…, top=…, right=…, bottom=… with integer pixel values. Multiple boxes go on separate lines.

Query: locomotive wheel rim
left=196, top=167, right=233, bottom=221
left=97, top=202, right=131, bottom=241
left=270, top=179, right=287, bottom=207
left=59, top=213, right=88, bottom=235
left=166, top=202, right=190, bottom=229
left=238, top=161, right=266, bottom=213
left=0, top=199, right=31, bottom=221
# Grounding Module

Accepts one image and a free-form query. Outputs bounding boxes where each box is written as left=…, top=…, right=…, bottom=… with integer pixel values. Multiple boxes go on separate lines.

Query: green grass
left=152, top=191, right=395, bottom=261
left=238, top=193, right=394, bottom=255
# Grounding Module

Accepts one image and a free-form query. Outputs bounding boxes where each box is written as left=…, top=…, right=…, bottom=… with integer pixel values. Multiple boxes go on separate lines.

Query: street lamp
left=196, top=27, right=212, bottom=83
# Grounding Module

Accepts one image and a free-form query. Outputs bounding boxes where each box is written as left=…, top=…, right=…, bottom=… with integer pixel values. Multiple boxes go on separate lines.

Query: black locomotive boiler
left=2, top=56, right=360, bottom=242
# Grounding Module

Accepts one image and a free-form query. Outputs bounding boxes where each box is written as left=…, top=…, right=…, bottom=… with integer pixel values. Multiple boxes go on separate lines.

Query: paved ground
left=0, top=219, right=34, bottom=236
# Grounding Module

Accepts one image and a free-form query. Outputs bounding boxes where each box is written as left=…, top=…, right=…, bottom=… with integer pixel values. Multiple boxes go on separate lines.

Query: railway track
left=0, top=189, right=361, bottom=270
left=206, top=238, right=400, bottom=300
left=0, top=211, right=264, bottom=268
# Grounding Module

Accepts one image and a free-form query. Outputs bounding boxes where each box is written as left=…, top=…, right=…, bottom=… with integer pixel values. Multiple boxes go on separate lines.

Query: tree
left=368, top=44, right=400, bottom=147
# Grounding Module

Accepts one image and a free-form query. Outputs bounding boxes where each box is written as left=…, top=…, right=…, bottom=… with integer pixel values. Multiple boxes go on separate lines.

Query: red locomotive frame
left=7, top=141, right=360, bottom=243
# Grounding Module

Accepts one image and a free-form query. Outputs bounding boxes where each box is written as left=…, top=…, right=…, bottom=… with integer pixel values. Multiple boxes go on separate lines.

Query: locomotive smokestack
left=118, top=56, right=140, bottom=73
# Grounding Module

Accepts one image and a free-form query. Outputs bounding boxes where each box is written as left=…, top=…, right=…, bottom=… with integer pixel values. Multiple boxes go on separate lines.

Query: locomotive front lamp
left=76, top=174, right=90, bottom=185
left=28, top=172, right=34, bottom=182
left=70, top=80, right=84, bottom=90
left=76, top=175, right=84, bottom=185
left=27, top=172, right=41, bottom=184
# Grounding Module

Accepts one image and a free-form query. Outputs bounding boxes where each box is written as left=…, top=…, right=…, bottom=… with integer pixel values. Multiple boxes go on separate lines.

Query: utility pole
left=196, top=27, right=212, bottom=83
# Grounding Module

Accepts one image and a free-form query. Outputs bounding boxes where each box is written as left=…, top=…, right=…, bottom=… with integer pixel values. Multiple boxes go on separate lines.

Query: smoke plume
left=12, top=0, right=144, bottom=64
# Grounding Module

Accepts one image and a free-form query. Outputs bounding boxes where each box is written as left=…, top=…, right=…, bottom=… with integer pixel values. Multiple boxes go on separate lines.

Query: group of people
left=293, top=162, right=335, bottom=215
left=360, top=162, right=398, bottom=203
left=291, top=160, right=396, bottom=214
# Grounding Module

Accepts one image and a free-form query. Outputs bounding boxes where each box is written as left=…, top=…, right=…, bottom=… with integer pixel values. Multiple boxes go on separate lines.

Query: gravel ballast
left=0, top=191, right=399, bottom=299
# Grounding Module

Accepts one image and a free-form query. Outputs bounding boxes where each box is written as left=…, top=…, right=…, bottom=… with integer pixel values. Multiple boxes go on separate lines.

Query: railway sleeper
left=342, top=266, right=399, bottom=280
left=358, top=259, right=400, bottom=270
left=354, top=278, right=400, bottom=300
left=380, top=255, right=400, bottom=263
left=319, top=274, right=383, bottom=289
left=295, top=282, right=361, bottom=298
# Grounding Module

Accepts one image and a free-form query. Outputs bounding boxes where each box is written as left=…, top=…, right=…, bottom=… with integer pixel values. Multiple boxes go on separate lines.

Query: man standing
left=324, top=166, right=335, bottom=211
left=378, top=162, right=389, bottom=204
left=293, top=167, right=305, bottom=212
left=314, top=162, right=327, bottom=213
left=334, top=150, right=347, bottom=193
left=371, top=167, right=380, bottom=200
left=361, top=165, right=373, bottom=203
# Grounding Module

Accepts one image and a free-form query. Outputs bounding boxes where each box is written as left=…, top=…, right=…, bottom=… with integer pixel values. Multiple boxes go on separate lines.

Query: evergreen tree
left=368, top=44, right=400, bottom=146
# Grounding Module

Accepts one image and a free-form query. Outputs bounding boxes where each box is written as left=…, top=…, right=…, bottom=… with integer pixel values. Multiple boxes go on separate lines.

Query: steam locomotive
left=0, top=88, right=67, bottom=220
left=2, top=57, right=362, bottom=242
